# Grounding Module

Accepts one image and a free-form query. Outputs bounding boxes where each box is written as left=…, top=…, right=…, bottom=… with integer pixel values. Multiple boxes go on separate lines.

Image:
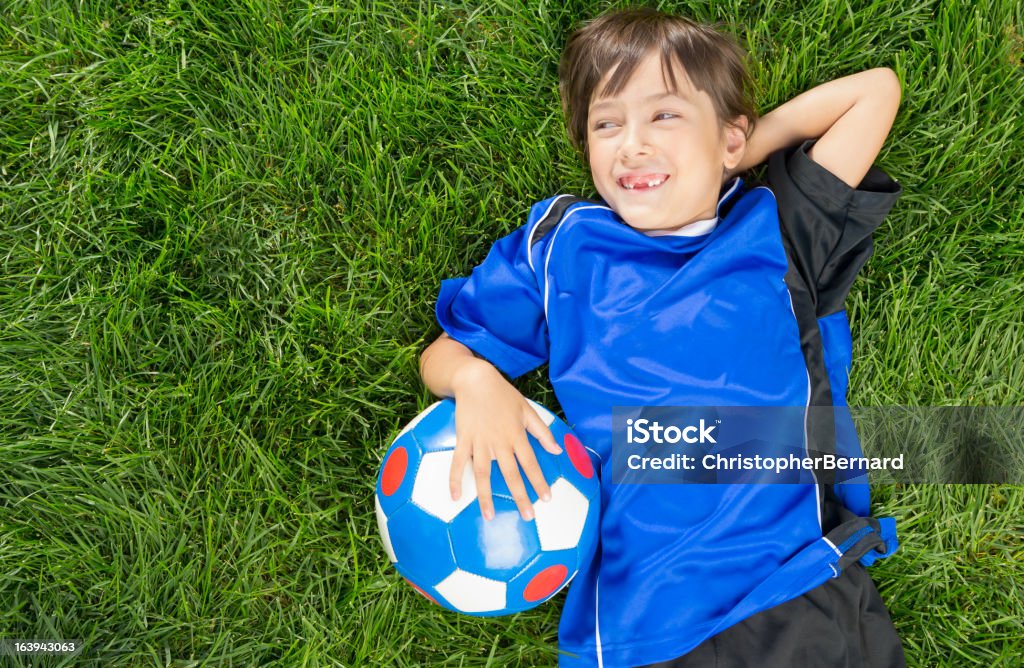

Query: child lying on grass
left=421, top=7, right=904, bottom=667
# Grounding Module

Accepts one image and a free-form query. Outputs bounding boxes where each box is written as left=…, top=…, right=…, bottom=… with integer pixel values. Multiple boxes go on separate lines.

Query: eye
left=654, top=112, right=678, bottom=121
left=592, top=120, right=618, bottom=131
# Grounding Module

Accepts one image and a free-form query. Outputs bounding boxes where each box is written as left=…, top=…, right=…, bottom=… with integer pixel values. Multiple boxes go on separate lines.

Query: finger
left=513, top=435, right=551, bottom=503
left=495, top=451, right=534, bottom=521
left=449, top=443, right=470, bottom=501
left=524, top=409, right=562, bottom=455
left=473, top=449, right=495, bottom=521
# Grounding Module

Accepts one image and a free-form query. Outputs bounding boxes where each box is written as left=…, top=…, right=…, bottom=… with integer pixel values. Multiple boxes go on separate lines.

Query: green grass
left=1, top=0, right=1022, bottom=666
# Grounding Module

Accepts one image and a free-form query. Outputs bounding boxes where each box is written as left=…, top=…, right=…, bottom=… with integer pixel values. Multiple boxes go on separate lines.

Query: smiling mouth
left=617, top=174, right=669, bottom=190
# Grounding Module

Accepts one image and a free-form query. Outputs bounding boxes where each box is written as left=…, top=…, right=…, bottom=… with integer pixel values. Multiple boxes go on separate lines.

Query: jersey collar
left=642, top=178, right=744, bottom=238
left=644, top=216, right=718, bottom=237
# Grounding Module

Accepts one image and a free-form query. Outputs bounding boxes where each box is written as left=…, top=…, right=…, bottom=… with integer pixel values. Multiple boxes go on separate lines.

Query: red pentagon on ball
left=523, top=564, right=570, bottom=602
left=381, top=446, right=408, bottom=496
left=564, top=433, right=594, bottom=479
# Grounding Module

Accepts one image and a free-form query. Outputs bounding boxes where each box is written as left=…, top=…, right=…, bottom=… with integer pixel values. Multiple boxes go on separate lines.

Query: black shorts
left=637, top=563, right=905, bottom=668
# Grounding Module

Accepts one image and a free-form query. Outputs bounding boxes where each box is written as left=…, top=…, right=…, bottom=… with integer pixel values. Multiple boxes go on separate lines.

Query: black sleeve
left=767, top=139, right=901, bottom=317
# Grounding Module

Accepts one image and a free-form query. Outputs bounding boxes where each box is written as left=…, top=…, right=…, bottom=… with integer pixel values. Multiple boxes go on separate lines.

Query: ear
left=721, top=116, right=749, bottom=171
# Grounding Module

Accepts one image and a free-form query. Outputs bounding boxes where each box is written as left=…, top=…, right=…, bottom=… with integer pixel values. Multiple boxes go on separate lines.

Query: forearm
left=419, top=333, right=500, bottom=398
left=736, top=68, right=901, bottom=183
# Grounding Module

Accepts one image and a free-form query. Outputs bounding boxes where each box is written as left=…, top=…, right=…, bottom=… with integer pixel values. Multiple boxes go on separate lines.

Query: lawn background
left=1, top=0, right=1023, bottom=666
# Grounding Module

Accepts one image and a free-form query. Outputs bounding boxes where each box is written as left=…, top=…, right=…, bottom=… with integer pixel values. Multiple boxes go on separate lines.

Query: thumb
left=524, top=407, right=562, bottom=455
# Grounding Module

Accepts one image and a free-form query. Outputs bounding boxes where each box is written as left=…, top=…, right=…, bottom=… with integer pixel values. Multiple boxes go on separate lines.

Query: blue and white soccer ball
left=375, top=398, right=600, bottom=616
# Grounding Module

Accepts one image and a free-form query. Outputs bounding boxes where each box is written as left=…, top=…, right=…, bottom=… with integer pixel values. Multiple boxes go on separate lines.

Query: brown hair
left=558, top=7, right=757, bottom=157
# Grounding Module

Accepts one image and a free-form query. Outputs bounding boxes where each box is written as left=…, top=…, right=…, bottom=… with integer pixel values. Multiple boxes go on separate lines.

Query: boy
left=420, top=8, right=904, bottom=667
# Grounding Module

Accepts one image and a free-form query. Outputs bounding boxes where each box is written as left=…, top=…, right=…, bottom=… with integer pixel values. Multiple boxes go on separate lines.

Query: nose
left=618, top=122, right=652, bottom=161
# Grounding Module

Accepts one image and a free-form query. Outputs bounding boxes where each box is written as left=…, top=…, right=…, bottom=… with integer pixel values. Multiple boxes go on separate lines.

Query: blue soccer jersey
left=435, top=141, right=901, bottom=667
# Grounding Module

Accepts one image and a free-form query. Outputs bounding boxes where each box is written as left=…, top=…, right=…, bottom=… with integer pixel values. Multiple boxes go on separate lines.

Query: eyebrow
left=589, top=91, right=694, bottom=113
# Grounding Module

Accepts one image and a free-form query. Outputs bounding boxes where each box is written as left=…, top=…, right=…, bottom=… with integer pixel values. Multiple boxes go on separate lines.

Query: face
left=586, top=52, right=746, bottom=233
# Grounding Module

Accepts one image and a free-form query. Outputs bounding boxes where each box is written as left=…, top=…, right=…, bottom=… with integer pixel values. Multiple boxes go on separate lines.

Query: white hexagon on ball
left=411, top=449, right=477, bottom=522
left=526, top=399, right=556, bottom=426
left=435, top=569, right=507, bottom=613
left=534, top=478, right=590, bottom=551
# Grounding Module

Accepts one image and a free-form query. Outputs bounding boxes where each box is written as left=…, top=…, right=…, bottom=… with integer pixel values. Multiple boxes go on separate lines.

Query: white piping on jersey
left=754, top=184, right=824, bottom=534
left=526, top=198, right=610, bottom=666
left=717, top=177, right=742, bottom=214
left=595, top=576, right=604, bottom=668
left=542, top=205, right=612, bottom=321
left=527, top=194, right=575, bottom=273
left=823, top=536, right=842, bottom=558
left=801, top=350, right=821, bottom=532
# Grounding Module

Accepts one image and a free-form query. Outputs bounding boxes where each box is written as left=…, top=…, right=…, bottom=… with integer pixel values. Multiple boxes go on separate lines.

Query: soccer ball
left=374, top=398, right=599, bottom=616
